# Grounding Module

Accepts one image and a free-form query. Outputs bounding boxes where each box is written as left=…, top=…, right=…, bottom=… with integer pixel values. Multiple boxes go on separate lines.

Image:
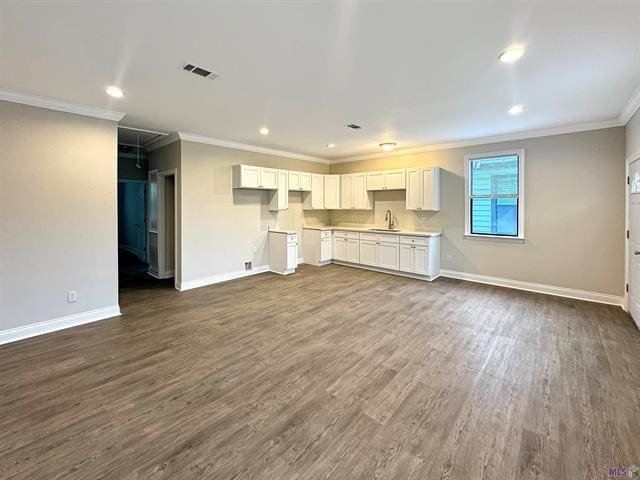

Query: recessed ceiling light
left=326, top=143, right=336, bottom=148
left=105, top=86, right=125, bottom=98
left=508, top=104, right=525, bottom=115
left=498, top=45, right=525, bottom=63
left=259, top=127, right=269, bottom=136
left=380, top=142, right=397, bottom=152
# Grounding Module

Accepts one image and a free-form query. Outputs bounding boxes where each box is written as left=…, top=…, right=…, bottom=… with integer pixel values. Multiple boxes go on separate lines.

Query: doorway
left=147, top=169, right=177, bottom=282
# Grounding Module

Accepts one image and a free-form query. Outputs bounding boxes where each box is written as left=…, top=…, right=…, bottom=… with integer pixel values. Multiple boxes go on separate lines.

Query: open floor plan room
left=1, top=1, right=640, bottom=479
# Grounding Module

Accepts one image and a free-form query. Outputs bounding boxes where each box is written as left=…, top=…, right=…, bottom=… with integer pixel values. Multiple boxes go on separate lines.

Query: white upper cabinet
left=366, top=169, right=406, bottom=191
left=289, top=171, right=312, bottom=192
left=340, top=173, right=373, bottom=210
left=268, top=169, right=289, bottom=211
left=302, top=174, right=325, bottom=210
left=324, top=175, right=340, bottom=209
left=233, top=165, right=279, bottom=190
left=406, top=167, right=440, bottom=211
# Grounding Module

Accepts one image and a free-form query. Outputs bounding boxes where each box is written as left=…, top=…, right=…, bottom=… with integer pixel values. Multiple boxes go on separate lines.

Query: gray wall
left=0, top=101, right=118, bottom=331
left=627, top=109, right=640, bottom=160
left=331, top=127, right=626, bottom=296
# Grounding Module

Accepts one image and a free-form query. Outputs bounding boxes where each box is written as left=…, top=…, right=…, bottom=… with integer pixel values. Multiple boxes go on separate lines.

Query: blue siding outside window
left=469, top=154, right=519, bottom=236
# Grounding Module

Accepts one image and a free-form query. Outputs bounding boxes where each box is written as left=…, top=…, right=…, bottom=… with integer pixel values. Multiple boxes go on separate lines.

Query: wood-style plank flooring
left=1, top=265, right=639, bottom=479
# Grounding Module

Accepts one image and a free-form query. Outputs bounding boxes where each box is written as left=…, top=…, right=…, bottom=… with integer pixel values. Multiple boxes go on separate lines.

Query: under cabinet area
left=302, top=227, right=440, bottom=280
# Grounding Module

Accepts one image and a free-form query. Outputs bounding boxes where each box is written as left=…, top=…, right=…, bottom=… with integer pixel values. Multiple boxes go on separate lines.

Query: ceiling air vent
left=346, top=123, right=363, bottom=130
left=182, top=63, right=219, bottom=80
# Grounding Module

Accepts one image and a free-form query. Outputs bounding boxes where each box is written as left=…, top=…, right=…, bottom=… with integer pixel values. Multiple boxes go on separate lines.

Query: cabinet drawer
left=400, top=236, right=429, bottom=246
left=320, top=230, right=332, bottom=239
left=378, top=233, right=399, bottom=243
left=359, top=232, right=378, bottom=241
left=334, top=230, right=360, bottom=239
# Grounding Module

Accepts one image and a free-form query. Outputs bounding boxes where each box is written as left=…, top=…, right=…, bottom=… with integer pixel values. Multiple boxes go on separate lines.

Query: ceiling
left=2, top=1, right=639, bottom=160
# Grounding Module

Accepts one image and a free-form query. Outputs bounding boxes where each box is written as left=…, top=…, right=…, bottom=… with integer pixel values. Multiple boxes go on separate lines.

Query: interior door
left=629, top=159, right=640, bottom=327
left=147, top=170, right=159, bottom=275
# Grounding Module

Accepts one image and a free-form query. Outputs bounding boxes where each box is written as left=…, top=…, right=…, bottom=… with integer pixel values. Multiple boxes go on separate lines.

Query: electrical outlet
left=252, top=246, right=257, bottom=253
left=445, top=254, right=452, bottom=262
left=68, top=291, right=78, bottom=303
left=245, top=261, right=252, bottom=270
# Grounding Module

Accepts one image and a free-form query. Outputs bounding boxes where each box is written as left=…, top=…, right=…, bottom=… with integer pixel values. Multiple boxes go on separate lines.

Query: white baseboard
left=440, top=269, right=624, bottom=307
left=178, top=265, right=270, bottom=291
left=297, top=257, right=304, bottom=265
left=0, top=305, right=121, bottom=346
left=332, top=260, right=436, bottom=281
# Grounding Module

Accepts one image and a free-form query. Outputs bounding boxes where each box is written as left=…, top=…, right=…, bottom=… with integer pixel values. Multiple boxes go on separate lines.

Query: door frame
left=157, top=168, right=178, bottom=282
left=625, top=151, right=640, bottom=314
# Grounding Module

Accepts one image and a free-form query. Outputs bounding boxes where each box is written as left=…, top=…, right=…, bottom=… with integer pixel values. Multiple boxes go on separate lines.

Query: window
left=464, top=149, right=524, bottom=239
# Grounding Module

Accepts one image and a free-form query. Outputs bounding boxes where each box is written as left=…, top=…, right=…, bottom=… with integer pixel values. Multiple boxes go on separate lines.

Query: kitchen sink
left=368, top=228, right=401, bottom=232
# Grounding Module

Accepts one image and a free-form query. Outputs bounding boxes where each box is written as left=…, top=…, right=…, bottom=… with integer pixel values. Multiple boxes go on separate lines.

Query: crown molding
left=619, top=84, right=640, bottom=125
left=329, top=118, right=623, bottom=164
left=177, top=131, right=331, bottom=164
left=144, top=132, right=180, bottom=152
left=0, top=89, right=126, bottom=121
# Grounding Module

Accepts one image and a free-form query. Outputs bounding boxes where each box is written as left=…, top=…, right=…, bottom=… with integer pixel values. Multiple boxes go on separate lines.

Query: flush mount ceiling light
left=105, top=86, right=124, bottom=98
left=326, top=143, right=336, bottom=148
left=498, top=45, right=525, bottom=63
left=508, top=104, right=526, bottom=115
left=379, top=142, right=397, bottom=152
left=259, top=127, right=270, bottom=136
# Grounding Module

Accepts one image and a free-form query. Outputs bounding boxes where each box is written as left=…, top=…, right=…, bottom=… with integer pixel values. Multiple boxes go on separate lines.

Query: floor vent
left=245, top=261, right=252, bottom=270
left=182, top=63, right=219, bottom=80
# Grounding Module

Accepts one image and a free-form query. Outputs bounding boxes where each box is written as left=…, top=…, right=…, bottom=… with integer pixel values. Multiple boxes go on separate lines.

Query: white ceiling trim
left=619, top=84, right=640, bottom=125
left=330, top=118, right=623, bottom=164
left=177, top=132, right=331, bottom=164
left=0, top=88, right=126, bottom=122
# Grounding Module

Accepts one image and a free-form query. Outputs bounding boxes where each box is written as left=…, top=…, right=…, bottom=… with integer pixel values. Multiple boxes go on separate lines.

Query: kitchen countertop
left=302, top=225, right=442, bottom=237
left=268, top=228, right=298, bottom=235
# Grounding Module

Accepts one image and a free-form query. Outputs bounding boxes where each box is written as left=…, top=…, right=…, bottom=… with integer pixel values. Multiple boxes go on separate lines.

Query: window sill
left=464, top=234, right=525, bottom=244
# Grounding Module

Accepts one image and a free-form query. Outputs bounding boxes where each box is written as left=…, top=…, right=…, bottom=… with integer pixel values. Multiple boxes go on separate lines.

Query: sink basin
left=369, top=228, right=401, bottom=232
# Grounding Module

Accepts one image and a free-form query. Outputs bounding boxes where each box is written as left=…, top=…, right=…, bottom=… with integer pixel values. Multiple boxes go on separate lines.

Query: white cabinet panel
left=269, top=169, right=289, bottom=211
left=399, top=244, right=413, bottom=272
left=303, top=174, right=325, bottom=210
left=406, top=167, right=440, bottom=211
left=324, top=175, right=340, bottom=209
left=378, top=242, right=399, bottom=270
left=289, top=171, right=301, bottom=190
left=333, top=237, right=347, bottom=261
left=320, top=236, right=332, bottom=261
left=360, top=240, right=378, bottom=266
left=413, top=246, right=429, bottom=275
left=366, top=171, right=385, bottom=191
left=340, top=174, right=353, bottom=209
left=287, top=242, right=298, bottom=270
left=299, top=173, right=312, bottom=191
left=346, top=239, right=360, bottom=263
left=341, top=173, right=372, bottom=210
left=385, top=169, right=406, bottom=190
left=260, top=167, right=278, bottom=189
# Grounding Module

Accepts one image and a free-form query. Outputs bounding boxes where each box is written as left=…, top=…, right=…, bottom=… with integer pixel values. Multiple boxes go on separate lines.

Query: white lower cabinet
left=269, top=231, right=298, bottom=275
left=333, top=237, right=347, bottom=261
left=378, top=242, right=400, bottom=270
left=346, top=238, right=360, bottom=263
left=359, top=240, right=377, bottom=266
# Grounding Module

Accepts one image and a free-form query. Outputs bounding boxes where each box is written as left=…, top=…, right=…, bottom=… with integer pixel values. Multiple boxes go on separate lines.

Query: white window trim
left=464, top=149, right=525, bottom=241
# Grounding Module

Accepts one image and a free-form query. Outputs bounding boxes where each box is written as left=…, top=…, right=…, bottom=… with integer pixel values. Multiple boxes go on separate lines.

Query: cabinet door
left=260, top=167, right=278, bottom=189
left=340, top=174, right=353, bottom=209
left=320, top=237, right=332, bottom=261
left=299, top=173, right=312, bottom=192
left=324, top=175, right=340, bottom=209
left=385, top=169, right=406, bottom=190
left=366, top=171, right=385, bottom=191
left=352, top=173, right=372, bottom=210
left=419, top=168, right=434, bottom=210
left=399, top=244, right=413, bottom=272
left=406, top=168, right=420, bottom=210
left=333, top=237, right=346, bottom=261
left=346, top=239, right=360, bottom=263
left=278, top=170, right=288, bottom=209
left=241, top=165, right=261, bottom=188
left=289, top=171, right=300, bottom=190
left=360, top=240, right=378, bottom=266
left=311, top=174, right=325, bottom=209
left=378, top=242, right=399, bottom=270
left=287, top=242, right=298, bottom=270
left=413, top=246, right=429, bottom=275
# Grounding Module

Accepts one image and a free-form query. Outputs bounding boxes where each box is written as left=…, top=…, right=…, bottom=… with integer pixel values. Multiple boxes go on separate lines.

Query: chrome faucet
left=385, top=210, right=395, bottom=230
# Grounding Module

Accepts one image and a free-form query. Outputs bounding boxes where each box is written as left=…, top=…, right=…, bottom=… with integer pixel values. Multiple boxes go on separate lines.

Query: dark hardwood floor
left=1, top=264, right=638, bottom=479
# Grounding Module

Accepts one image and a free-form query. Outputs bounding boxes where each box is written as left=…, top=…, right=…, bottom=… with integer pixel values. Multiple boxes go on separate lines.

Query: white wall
left=178, top=140, right=330, bottom=288
left=331, top=127, right=626, bottom=297
left=627, top=109, right=640, bottom=161
left=0, top=101, right=119, bottom=335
